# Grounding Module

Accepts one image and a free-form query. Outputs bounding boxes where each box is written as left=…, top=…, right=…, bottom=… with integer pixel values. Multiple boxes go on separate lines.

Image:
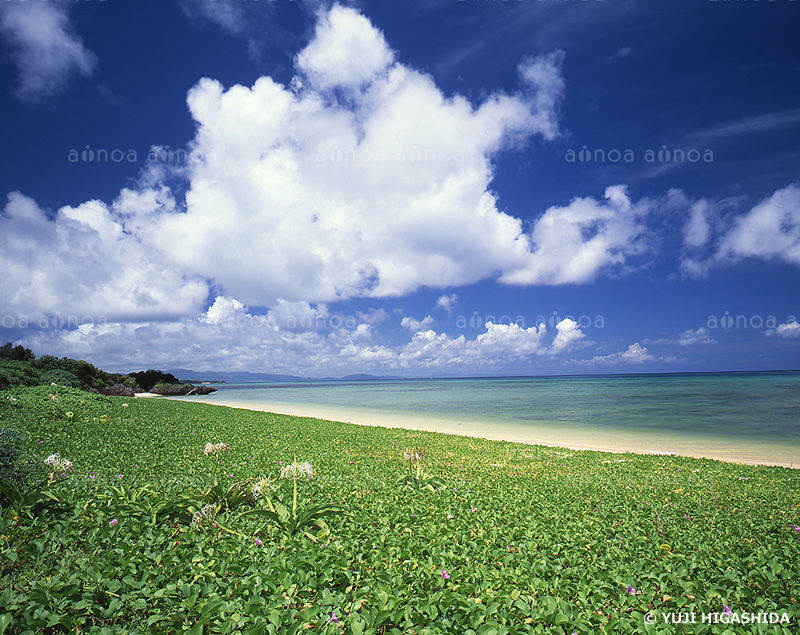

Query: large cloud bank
left=24, top=299, right=589, bottom=375
left=1, top=5, right=660, bottom=325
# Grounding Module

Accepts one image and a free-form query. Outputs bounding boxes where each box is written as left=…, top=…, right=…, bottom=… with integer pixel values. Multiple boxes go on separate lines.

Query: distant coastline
left=168, top=367, right=800, bottom=385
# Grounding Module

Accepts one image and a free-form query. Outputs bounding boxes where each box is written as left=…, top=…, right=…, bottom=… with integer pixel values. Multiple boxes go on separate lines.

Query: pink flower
left=327, top=611, right=339, bottom=624
left=117, top=474, right=124, bottom=479
left=471, top=508, right=477, bottom=513
left=254, top=538, right=263, bottom=546
left=441, top=569, right=451, bottom=579
left=109, top=518, right=118, bottom=526
left=723, top=606, right=733, bottom=617
left=627, top=585, right=636, bottom=595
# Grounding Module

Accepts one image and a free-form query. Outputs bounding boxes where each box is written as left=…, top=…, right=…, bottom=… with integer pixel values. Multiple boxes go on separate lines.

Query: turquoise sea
left=178, top=371, right=800, bottom=466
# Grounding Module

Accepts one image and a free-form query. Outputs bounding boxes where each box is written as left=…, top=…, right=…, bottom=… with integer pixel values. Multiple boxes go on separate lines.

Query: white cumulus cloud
left=501, top=186, right=656, bottom=285
left=401, top=316, right=435, bottom=332
left=620, top=343, right=655, bottom=364
left=178, top=0, right=248, bottom=35
left=0, top=192, right=207, bottom=322
left=436, top=294, right=459, bottom=315
left=716, top=184, right=800, bottom=266
left=0, top=2, right=96, bottom=102
left=765, top=322, right=800, bottom=339
left=550, top=318, right=586, bottom=354
left=677, top=327, right=716, bottom=346
left=144, top=5, right=571, bottom=307
left=296, top=5, right=395, bottom=91
left=584, top=342, right=655, bottom=366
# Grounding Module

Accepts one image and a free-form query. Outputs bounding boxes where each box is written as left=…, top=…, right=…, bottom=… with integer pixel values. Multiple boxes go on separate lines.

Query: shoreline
left=168, top=396, right=800, bottom=469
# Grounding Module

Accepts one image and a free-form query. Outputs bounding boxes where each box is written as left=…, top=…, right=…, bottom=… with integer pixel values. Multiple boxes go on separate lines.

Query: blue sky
left=1, top=0, right=799, bottom=377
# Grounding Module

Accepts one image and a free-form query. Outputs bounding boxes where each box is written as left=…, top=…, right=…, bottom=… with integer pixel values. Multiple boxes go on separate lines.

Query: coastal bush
left=0, top=351, right=134, bottom=393
left=0, top=343, right=33, bottom=362
left=0, top=359, right=41, bottom=390
left=129, top=369, right=180, bottom=391
left=38, top=369, right=82, bottom=389
left=0, top=427, right=43, bottom=508
left=0, top=385, right=798, bottom=634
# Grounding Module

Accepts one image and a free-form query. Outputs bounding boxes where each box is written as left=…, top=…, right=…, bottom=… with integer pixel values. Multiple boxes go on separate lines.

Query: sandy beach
left=169, top=395, right=799, bottom=469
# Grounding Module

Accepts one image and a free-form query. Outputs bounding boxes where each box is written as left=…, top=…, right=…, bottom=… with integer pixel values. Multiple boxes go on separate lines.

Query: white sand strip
left=167, top=396, right=799, bottom=469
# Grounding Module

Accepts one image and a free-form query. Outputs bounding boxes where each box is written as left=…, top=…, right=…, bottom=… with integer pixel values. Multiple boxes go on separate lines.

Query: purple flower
left=441, top=569, right=451, bottom=579
left=471, top=508, right=477, bottom=513
left=327, top=611, right=339, bottom=624
left=254, top=538, right=263, bottom=546
left=109, top=518, right=118, bottom=526
left=118, top=474, right=124, bottom=479
left=723, top=606, right=733, bottom=617
left=627, top=585, right=636, bottom=595
left=789, top=524, right=800, bottom=532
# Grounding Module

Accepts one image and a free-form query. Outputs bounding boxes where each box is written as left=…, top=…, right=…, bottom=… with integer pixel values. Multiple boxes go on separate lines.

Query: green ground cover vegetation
left=1, top=383, right=799, bottom=634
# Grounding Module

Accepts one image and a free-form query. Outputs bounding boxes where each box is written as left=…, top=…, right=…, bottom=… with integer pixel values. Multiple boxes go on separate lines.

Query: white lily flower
left=203, top=442, right=229, bottom=456
left=252, top=475, right=276, bottom=498
left=192, top=503, right=219, bottom=526
left=280, top=460, right=314, bottom=480
left=44, top=453, right=73, bottom=473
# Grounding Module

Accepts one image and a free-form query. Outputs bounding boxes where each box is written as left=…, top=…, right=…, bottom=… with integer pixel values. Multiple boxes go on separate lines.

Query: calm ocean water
left=188, top=371, right=800, bottom=444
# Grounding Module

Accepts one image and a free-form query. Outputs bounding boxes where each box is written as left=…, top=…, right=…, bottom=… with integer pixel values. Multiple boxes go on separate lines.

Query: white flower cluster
left=203, top=442, right=229, bottom=456
left=192, top=503, right=219, bottom=526
left=280, top=461, right=314, bottom=480
left=44, top=453, right=73, bottom=473
left=49, top=394, right=59, bottom=403
left=403, top=451, right=422, bottom=463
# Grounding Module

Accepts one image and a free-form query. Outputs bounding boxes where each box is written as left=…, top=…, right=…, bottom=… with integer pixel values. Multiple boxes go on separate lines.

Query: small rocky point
left=99, top=382, right=137, bottom=397
left=148, top=384, right=217, bottom=396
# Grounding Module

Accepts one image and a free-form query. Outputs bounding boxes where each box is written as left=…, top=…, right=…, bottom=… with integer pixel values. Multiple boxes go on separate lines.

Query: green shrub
left=31, top=354, right=59, bottom=370
left=0, top=427, right=43, bottom=508
left=0, top=342, right=34, bottom=362
left=39, top=369, right=82, bottom=388
left=129, top=369, right=180, bottom=391
left=0, top=359, right=42, bottom=390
